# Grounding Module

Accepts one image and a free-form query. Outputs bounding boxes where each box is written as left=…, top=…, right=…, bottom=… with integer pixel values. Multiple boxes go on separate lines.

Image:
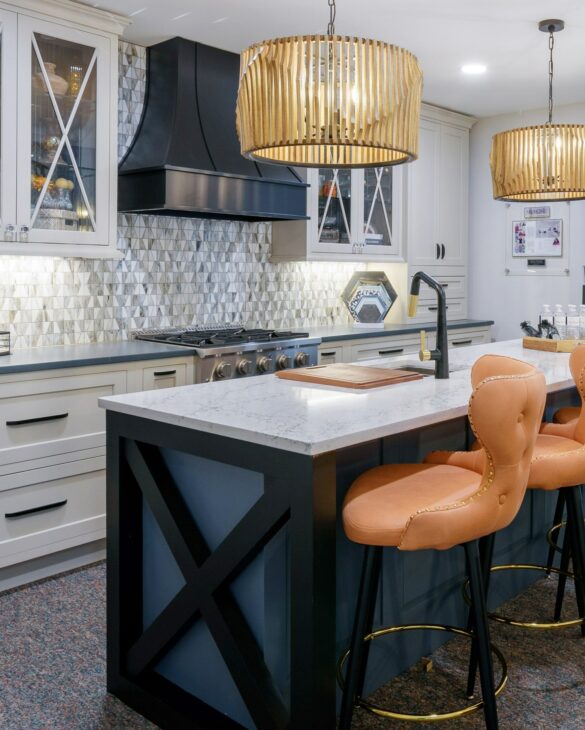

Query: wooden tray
left=275, top=363, right=424, bottom=389
left=522, top=336, right=585, bottom=353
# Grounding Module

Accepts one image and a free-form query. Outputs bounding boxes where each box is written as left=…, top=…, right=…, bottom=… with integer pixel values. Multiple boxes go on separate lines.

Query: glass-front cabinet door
left=17, top=16, right=110, bottom=246
left=0, top=10, right=17, bottom=241
left=307, top=166, right=404, bottom=260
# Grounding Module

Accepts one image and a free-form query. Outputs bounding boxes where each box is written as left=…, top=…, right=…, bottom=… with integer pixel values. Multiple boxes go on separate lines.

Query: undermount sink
left=399, top=365, right=435, bottom=377
left=399, top=363, right=468, bottom=377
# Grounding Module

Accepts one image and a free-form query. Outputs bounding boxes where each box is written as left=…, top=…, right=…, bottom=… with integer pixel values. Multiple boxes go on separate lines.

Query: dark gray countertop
left=0, top=319, right=494, bottom=375
left=0, top=341, right=197, bottom=375
left=309, top=319, right=494, bottom=343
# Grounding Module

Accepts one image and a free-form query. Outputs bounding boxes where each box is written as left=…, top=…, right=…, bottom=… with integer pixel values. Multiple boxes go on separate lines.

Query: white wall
left=468, top=102, right=585, bottom=341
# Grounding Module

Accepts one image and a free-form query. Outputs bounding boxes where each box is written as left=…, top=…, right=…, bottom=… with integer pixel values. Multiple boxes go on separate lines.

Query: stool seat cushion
left=553, top=406, right=580, bottom=425
left=343, top=463, right=483, bottom=550
left=426, top=433, right=585, bottom=491
left=530, top=434, right=585, bottom=489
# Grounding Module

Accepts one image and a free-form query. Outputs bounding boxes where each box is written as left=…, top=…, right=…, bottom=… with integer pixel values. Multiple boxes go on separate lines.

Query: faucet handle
left=419, top=330, right=432, bottom=362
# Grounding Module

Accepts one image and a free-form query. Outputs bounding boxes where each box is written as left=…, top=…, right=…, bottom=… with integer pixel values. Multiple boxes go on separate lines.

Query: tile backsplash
left=1, top=41, right=364, bottom=350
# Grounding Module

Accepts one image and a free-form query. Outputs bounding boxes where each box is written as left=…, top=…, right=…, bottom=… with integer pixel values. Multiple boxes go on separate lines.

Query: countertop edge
left=316, top=319, right=495, bottom=343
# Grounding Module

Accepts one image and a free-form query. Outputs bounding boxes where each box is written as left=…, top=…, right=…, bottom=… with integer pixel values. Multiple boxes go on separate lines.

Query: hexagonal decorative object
left=341, top=271, right=397, bottom=328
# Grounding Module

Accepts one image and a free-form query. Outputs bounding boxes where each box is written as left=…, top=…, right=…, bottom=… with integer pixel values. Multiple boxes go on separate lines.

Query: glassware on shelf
left=29, top=33, right=97, bottom=234
left=33, top=61, right=68, bottom=96
left=68, top=65, right=83, bottom=96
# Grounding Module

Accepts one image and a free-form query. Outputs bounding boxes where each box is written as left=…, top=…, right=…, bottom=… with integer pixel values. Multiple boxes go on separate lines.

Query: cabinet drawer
left=0, top=370, right=126, bottom=466
left=350, top=339, right=420, bottom=362
left=318, top=346, right=345, bottom=364
left=418, top=275, right=466, bottom=301
left=0, top=467, right=105, bottom=567
left=409, top=299, right=467, bottom=324
left=143, top=362, right=188, bottom=390
left=448, top=329, right=491, bottom=348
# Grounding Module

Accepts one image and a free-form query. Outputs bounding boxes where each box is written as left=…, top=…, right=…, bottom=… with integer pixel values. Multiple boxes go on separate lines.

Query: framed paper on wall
left=512, top=219, right=562, bottom=257
left=505, top=201, right=569, bottom=277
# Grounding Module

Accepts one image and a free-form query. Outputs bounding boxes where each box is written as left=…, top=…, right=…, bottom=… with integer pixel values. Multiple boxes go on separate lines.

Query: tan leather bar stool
left=545, top=407, right=581, bottom=578
left=427, top=347, right=585, bottom=697
left=338, top=355, right=545, bottom=730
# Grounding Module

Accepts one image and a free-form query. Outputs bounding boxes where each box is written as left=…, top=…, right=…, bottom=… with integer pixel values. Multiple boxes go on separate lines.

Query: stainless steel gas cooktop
left=134, top=327, right=321, bottom=383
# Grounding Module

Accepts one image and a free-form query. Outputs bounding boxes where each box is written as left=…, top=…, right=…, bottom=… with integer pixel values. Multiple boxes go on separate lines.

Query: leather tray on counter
left=275, top=363, right=424, bottom=389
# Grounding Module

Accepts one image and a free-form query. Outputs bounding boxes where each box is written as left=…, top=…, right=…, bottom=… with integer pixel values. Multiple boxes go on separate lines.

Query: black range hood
left=118, top=37, right=307, bottom=221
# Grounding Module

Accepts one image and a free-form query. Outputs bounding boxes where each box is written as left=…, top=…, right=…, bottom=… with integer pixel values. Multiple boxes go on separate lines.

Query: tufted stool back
left=401, top=355, right=545, bottom=550
left=567, top=346, right=585, bottom=444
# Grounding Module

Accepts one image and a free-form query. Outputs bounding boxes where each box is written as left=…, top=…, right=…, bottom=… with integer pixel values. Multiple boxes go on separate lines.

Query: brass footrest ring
left=337, top=624, right=508, bottom=723
left=546, top=521, right=566, bottom=555
left=462, top=564, right=584, bottom=629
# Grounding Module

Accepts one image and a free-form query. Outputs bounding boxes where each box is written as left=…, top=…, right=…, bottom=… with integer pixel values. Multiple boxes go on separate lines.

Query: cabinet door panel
left=17, top=16, right=110, bottom=246
left=0, top=10, right=17, bottom=240
left=407, top=119, right=441, bottom=267
left=438, top=125, right=467, bottom=266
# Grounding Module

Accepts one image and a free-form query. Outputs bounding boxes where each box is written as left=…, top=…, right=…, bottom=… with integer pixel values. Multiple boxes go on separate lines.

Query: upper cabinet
left=0, top=0, right=127, bottom=257
left=271, top=104, right=474, bottom=269
left=406, top=109, right=471, bottom=269
left=271, top=165, right=406, bottom=262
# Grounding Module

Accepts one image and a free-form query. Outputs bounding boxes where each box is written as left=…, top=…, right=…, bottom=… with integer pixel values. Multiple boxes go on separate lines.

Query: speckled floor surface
left=0, top=561, right=583, bottom=728
left=0, top=562, right=156, bottom=730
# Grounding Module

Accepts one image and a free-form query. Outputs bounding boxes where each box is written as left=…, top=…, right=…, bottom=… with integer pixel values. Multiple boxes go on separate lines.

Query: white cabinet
left=407, top=112, right=470, bottom=269
left=271, top=165, right=406, bottom=262
left=318, top=325, right=492, bottom=364
left=0, top=353, right=194, bottom=586
left=142, top=361, right=190, bottom=390
left=0, top=0, right=127, bottom=257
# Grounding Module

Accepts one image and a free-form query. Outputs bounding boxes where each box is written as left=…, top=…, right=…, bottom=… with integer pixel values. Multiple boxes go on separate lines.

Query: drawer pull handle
left=452, top=339, right=473, bottom=346
left=427, top=306, right=448, bottom=312
left=320, top=352, right=337, bottom=357
left=5, top=499, right=67, bottom=519
left=378, top=348, right=404, bottom=355
left=439, top=283, right=449, bottom=288
left=153, top=370, right=177, bottom=377
left=6, top=412, right=69, bottom=427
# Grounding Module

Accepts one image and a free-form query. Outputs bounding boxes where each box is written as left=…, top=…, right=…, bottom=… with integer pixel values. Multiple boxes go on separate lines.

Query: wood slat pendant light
left=236, top=0, right=423, bottom=168
left=490, top=20, right=585, bottom=201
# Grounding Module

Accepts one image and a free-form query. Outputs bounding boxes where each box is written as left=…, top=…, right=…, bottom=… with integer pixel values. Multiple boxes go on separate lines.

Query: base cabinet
left=0, top=355, right=194, bottom=583
left=318, top=326, right=492, bottom=364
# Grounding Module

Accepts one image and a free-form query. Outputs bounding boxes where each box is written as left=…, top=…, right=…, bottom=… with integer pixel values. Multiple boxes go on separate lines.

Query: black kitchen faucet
left=408, top=271, right=450, bottom=379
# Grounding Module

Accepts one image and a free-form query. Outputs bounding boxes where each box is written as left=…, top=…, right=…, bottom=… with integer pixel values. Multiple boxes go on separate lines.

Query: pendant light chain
left=327, top=0, right=336, bottom=36
left=548, top=28, right=554, bottom=124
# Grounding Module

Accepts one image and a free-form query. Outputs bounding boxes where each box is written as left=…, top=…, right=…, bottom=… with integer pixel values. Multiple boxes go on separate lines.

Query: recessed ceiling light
left=461, top=63, right=487, bottom=75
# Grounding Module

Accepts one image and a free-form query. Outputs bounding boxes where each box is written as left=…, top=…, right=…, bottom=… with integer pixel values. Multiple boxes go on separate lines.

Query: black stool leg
left=466, top=533, right=496, bottom=699
left=546, top=490, right=566, bottom=575
left=339, top=545, right=382, bottom=730
left=564, top=486, right=585, bottom=637
left=554, top=524, right=571, bottom=622
left=465, top=539, right=499, bottom=730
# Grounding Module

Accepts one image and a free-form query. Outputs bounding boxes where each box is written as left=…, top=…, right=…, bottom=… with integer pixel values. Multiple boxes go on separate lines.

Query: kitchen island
left=100, top=340, right=579, bottom=730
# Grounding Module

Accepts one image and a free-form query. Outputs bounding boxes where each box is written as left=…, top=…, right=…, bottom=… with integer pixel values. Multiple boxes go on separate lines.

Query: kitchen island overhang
left=100, top=340, right=579, bottom=729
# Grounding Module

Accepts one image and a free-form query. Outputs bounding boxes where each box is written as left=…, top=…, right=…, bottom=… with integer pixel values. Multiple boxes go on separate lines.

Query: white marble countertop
left=99, top=340, right=575, bottom=456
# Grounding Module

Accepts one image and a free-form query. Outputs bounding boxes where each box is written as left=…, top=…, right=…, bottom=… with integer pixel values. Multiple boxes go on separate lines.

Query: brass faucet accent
left=419, top=330, right=432, bottom=361
left=409, top=271, right=449, bottom=379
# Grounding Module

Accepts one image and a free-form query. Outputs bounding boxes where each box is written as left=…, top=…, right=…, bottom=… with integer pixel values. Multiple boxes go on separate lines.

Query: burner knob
left=236, top=358, right=252, bottom=375
left=257, top=356, right=272, bottom=373
left=295, top=351, right=309, bottom=367
left=214, top=361, right=233, bottom=380
left=276, top=354, right=290, bottom=370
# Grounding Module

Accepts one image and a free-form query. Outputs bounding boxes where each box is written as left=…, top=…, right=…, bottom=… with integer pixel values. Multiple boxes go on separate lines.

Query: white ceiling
left=81, top=0, right=585, bottom=118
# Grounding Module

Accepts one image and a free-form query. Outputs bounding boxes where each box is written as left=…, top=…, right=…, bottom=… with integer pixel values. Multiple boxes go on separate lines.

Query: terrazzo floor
left=0, top=561, right=583, bottom=728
